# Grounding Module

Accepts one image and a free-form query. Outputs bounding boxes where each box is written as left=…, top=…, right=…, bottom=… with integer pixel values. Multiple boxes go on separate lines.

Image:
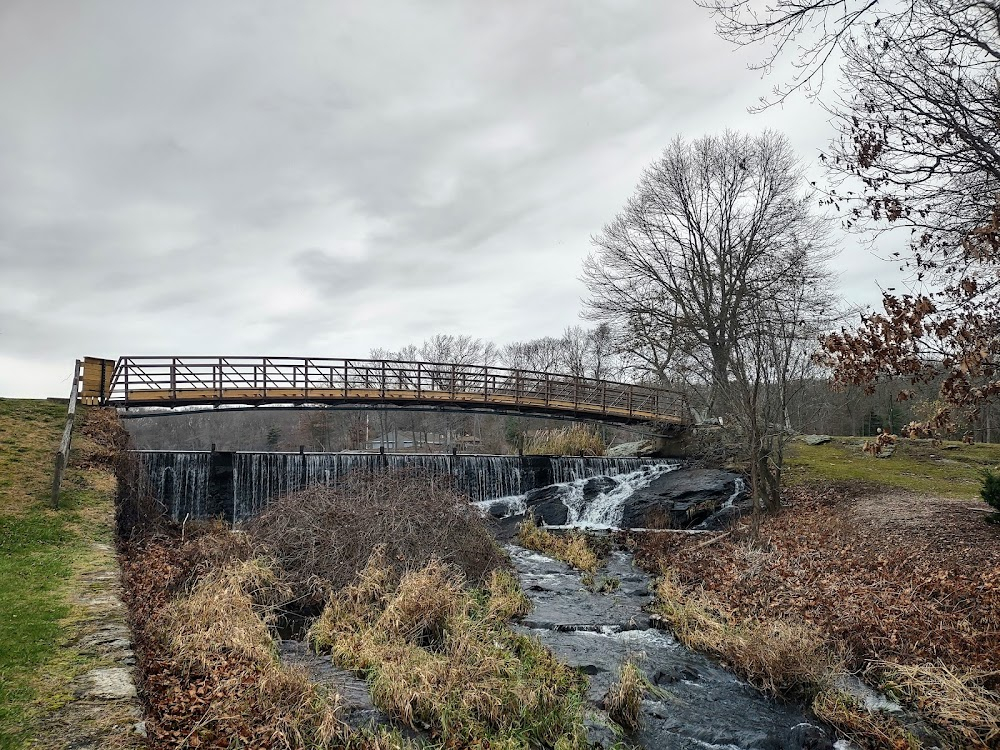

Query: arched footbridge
left=79, top=356, right=690, bottom=429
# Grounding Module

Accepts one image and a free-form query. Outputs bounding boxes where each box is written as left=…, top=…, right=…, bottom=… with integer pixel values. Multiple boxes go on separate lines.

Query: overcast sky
left=0, top=1, right=905, bottom=397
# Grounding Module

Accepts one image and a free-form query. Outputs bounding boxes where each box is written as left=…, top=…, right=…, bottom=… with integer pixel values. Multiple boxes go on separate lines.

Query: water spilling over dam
left=134, top=451, right=673, bottom=522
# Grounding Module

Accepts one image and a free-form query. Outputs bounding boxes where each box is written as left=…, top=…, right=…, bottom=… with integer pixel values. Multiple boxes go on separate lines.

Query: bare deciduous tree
left=727, top=252, right=834, bottom=510
left=583, top=130, right=834, bottom=510
left=583, top=130, right=830, bottom=416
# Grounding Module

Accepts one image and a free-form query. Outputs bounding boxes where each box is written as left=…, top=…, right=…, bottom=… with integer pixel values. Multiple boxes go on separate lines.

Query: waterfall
left=133, top=451, right=678, bottom=522
left=550, top=456, right=665, bottom=484
left=483, top=462, right=680, bottom=528
left=134, top=451, right=211, bottom=521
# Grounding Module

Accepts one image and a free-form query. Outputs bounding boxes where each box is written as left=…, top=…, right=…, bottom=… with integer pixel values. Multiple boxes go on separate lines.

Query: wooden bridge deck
left=82, top=356, right=689, bottom=426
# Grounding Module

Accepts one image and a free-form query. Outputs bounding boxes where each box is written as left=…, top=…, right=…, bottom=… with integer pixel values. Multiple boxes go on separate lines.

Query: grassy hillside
left=0, top=399, right=117, bottom=748
left=785, top=436, right=1000, bottom=499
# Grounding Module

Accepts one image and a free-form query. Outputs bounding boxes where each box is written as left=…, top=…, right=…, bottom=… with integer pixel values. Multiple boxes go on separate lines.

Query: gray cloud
left=0, top=0, right=902, bottom=396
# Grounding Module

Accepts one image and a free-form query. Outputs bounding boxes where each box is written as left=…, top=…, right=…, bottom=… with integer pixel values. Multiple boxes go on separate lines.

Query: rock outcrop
left=619, top=468, right=744, bottom=529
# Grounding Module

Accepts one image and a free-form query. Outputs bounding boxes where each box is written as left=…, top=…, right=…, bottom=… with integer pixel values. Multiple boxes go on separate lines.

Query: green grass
left=785, top=436, right=1000, bottom=499
left=0, top=513, right=76, bottom=746
left=0, top=398, right=111, bottom=748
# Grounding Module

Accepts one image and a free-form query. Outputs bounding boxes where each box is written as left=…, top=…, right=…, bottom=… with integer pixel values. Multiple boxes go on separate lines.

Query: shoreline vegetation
left=630, top=436, right=1000, bottom=748
left=3, top=398, right=999, bottom=749
left=0, top=400, right=140, bottom=748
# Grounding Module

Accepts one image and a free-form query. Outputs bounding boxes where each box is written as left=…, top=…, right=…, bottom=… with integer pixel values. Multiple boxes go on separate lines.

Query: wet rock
left=509, top=542, right=837, bottom=749
left=582, top=475, right=619, bottom=503
left=583, top=715, right=619, bottom=748
left=695, top=503, right=743, bottom=531
left=523, top=485, right=569, bottom=525
left=784, top=722, right=834, bottom=749
left=491, top=513, right=525, bottom=542
left=620, top=468, right=744, bottom=529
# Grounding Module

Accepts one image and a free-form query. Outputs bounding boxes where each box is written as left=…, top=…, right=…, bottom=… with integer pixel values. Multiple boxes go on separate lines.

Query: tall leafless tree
left=583, top=130, right=831, bottom=417
left=726, top=249, right=834, bottom=510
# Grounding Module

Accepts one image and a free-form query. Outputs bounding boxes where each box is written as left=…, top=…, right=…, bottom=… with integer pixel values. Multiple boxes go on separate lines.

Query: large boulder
left=619, top=468, right=744, bottom=529
left=523, top=485, right=569, bottom=525
left=606, top=440, right=657, bottom=457
left=800, top=434, right=832, bottom=446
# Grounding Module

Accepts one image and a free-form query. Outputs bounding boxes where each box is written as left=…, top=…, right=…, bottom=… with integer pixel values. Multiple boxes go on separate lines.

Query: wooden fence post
left=51, top=359, right=82, bottom=509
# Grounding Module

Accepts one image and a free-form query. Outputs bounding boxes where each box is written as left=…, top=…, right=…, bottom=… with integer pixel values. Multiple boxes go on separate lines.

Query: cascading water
left=133, top=450, right=677, bottom=522
left=549, top=456, right=666, bottom=484
left=135, top=451, right=211, bottom=521
left=724, top=476, right=746, bottom=508
left=481, top=462, right=680, bottom=529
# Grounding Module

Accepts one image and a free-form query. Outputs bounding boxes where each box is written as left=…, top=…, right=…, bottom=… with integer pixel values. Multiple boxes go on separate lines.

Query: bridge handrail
left=103, top=356, right=689, bottom=423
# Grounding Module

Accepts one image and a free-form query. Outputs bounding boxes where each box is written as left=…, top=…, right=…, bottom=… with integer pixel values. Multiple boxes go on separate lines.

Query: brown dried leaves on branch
left=819, top=285, right=1000, bottom=430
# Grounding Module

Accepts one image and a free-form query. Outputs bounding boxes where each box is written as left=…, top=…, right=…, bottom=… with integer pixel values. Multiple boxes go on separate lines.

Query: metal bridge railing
left=93, top=356, right=688, bottom=424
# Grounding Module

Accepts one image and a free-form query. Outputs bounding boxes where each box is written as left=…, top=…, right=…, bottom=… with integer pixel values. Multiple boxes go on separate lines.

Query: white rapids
left=477, top=462, right=680, bottom=529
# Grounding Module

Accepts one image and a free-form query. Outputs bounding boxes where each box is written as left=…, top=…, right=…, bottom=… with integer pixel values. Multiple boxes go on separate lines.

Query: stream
left=276, top=468, right=857, bottom=748
left=279, top=541, right=842, bottom=748
left=509, top=544, right=838, bottom=749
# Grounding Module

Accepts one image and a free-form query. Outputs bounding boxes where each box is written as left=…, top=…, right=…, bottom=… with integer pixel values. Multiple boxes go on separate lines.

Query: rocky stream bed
left=276, top=467, right=860, bottom=748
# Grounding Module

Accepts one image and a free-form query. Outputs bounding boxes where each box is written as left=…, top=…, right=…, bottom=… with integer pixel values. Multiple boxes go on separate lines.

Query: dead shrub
left=655, top=573, right=841, bottom=701
left=517, top=516, right=600, bottom=573
left=604, top=658, right=647, bottom=732
left=247, top=469, right=507, bottom=602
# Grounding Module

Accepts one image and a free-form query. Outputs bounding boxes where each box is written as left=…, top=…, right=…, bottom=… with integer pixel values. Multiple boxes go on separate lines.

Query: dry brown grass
left=655, top=573, right=841, bottom=701
left=524, top=425, right=606, bottom=456
left=248, top=470, right=508, bottom=603
left=158, top=556, right=345, bottom=747
left=811, top=690, right=920, bottom=750
left=120, top=526, right=349, bottom=748
left=161, top=558, right=289, bottom=668
left=309, top=552, right=588, bottom=748
left=516, top=516, right=600, bottom=573
left=603, top=659, right=646, bottom=733
left=485, top=567, right=533, bottom=620
left=633, top=482, right=1000, bottom=747
left=878, top=662, right=1000, bottom=748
